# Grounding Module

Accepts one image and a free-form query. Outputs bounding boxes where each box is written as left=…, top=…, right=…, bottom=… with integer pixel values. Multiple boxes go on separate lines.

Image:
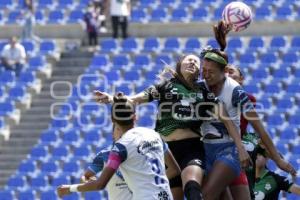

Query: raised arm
left=289, top=184, right=300, bottom=195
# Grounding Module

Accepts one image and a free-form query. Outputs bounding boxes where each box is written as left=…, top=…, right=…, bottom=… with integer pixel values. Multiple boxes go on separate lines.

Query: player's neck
left=209, top=77, right=226, bottom=96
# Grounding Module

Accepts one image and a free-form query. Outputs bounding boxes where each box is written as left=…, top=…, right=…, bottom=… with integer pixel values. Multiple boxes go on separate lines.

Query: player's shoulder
left=225, top=77, right=241, bottom=90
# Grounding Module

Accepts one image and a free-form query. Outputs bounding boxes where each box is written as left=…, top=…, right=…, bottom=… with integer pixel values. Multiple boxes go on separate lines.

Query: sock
left=183, top=180, right=203, bottom=200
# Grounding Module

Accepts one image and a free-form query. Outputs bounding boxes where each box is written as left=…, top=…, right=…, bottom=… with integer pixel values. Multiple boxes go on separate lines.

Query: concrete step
left=61, top=51, right=94, bottom=59
left=12, top=128, right=44, bottom=134
left=4, top=138, right=38, bottom=146
left=0, top=154, right=27, bottom=161
left=56, top=58, right=91, bottom=67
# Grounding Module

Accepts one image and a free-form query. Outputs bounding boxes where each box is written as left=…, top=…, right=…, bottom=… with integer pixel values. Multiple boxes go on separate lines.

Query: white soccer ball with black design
left=222, top=1, right=252, bottom=32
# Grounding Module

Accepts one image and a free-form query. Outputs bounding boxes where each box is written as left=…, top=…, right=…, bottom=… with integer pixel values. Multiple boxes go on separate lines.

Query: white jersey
left=111, top=127, right=173, bottom=200
left=88, top=148, right=132, bottom=200
left=201, top=77, right=254, bottom=144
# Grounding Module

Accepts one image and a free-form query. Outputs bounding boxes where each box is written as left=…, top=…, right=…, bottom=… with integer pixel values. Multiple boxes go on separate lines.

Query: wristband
left=69, top=184, right=80, bottom=192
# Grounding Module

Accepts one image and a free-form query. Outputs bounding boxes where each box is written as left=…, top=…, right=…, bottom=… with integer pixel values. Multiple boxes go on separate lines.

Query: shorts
left=204, top=142, right=241, bottom=177
left=167, top=138, right=205, bottom=188
left=230, top=171, right=248, bottom=186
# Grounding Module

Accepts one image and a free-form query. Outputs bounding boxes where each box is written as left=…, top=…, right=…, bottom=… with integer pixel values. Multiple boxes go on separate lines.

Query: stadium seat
left=21, top=40, right=35, bottom=55
left=30, top=145, right=48, bottom=159
left=286, top=84, right=300, bottom=93
left=84, top=191, right=102, bottom=200
left=291, top=36, right=300, bottom=49
left=18, top=160, right=36, bottom=174
left=112, top=54, right=130, bottom=67
left=162, top=37, right=180, bottom=53
left=206, top=39, right=219, bottom=48
left=0, top=101, right=15, bottom=117
left=276, top=98, right=294, bottom=109
left=62, top=192, right=80, bottom=200
left=134, top=54, right=151, bottom=67
left=89, top=54, right=108, bottom=70
left=150, top=8, right=167, bottom=22
left=192, top=7, right=208, bottom=21
left=74, top=145, right=91, bottom=157
left=41, top=161, right=59, bottom=173
left=7, top=11, right=21, bottom=24
left=51, top=118, right=69, bottom=129
left=288, top=114, right=300, bottom=127
left=138, top=0, right=156, bottom=8
left=255, top=7, right=272, bottom=20
left=51, top=176, right=70, bottom=187
left=227, top=38, right=243, bottom=49
left=171, top=8, right=189, bottom=22
left=18, top=190, right=36, bottom=200
left=57, top=0, right=74, bottom=8
left=282, top=52, right=298, bottom=64
left=40, top=190, right=58, bottom=200
left=260, top=52, right=277, bottom=64
left=252, top=68, right=269, bottom=79
left=121, top=37, right=138, bottom=53
left=8, top=86, right=27, bottom=101
left=270, top=36, right=286, bottom=48
left=40, top=40, right=56, bottom=55
left=276, top=6, right=293, bottom=20
left=183, top=37, right=201, bottom=53
left=131, top=8, right=147, bottom=23
left=264, top=83, right=281, bottom=93
left=279, top=127, right=298, bottom=140
left=68, top=10, right=83, bottom=23
left=0, top=71, right=16, bottom=87
left=62, top=129, right=80, bottom=144
left=155, top=54, right=172, bottom=65
left=267, top=115, right=284, bottom=126
left=52, top=146, right=69, bottom=158
left=99, top=39, right=118, bottom=53
left=18, top=71, right=37, bottom=87
left=275, top=142, right=288, bottom=155
left=259, top=98, right=272, bottom=109
left=239, top=52, right=256, bottom=64
left=38, top=0, right=54, bottom=8
left=83, top=129, right=100, bottom=143
left=0, top=190, right=14, bottom=200
left=248, top=36, right=264, bottom=49
left=7, top=176, right=26, bottom=188
left=0, top=0, right=13, bottom=9
left=30, top=176, right=48, bottom=188
left=63, top=161, right=80, bottom=174
left=243, top=84, right=259, bottom=94
left=35, top=10, right=45, bottom=24
left=123, top=70, right=141, bottom=81
left=143, top=37, right=159, bottom=52
left=137, top=115, right=154, bottom=127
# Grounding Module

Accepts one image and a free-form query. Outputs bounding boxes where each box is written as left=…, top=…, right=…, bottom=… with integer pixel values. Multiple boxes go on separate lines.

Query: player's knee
left=183, top=180, right=202, bottom=200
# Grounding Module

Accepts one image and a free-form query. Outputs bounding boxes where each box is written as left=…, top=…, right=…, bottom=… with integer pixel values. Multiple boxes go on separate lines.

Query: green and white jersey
left=254, top=169, right=293, bottom=200
left=144, top=78, right=216, bottom=136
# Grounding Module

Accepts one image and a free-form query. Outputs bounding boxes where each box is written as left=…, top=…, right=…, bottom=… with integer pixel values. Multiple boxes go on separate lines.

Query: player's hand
left=57, top=185, right=71, bottom=198
left=237, top=146, right=252, bottom=169
left=94, top=90, right=113, bottom=104
left=213, top=20, right=232, bottom=50
left=276, top=159, right=297, bottom=176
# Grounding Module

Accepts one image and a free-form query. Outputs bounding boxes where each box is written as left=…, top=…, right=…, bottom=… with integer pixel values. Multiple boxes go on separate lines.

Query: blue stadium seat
left=41, top=161, right=59, bottom=173
left=84, top=191, right=102, bottom=200
left=35, top=10, right=44, bottom=23
left=286, top=83, right=300, bottom=94
left=282, top=52, right=298, bottom=64
left=7, top=176, right=26, bottom=188
left=18, top=190, right=35, bottom=200
left=77, top=0, right=89, bottom=8
left=143, top=37, right=159, bottom=52
left=162, top=37, right=180, bottom=52
left=8, top=86, right=27, bottom=101
left=183, top=37, right=201, bottom=53
left=38, top=0, right=54, bottom=8
left=52, top=146, right=69, bottom=158
left=62, top=193, right=80, bottom=200
left=74, top=145, right=91, bottom=157
left=280, top=127, right=298, bottom=140
left=259, top=98, right=272, bottom=109
left=239, top=52, right=256, bottom=64
left=0, top=71, right=16, bottom=87
left=48, top=10, right=64, bottom=23
left=62, top=129, right=80, bottom=144
left=264, top=83, right=281, bottom=93
left=57, top=0, right=74, bottom=8
left=99, top=39, right=117, bottom=53
left=155, top=54, right=172, bottom=65
left=63, top=161, right=80, bottom=174
left=40, top=190, right=58, bottom=200
left=51, top=177, right=70, bottom=187
left=124, top=70, right=141, bottom=81
left=18, top=160, right=36, bottom=174
left=249, top=36, right=264, bottom=49
left=0, top=102, right=15, bottom=117
left=121, top=38, right=138, bottom=53
left=243, top=84, right=259, bottom=94
left=212, top=7, right=223, bottom=20
left=288, top=114, right=300, bottom=127
left=192, top=7, right=208, bottom=21
left=68, top=10, right=83, bottom=23
left=276, top=6, right=293, bottom=20
left=0, top=190, right=14, bottom=200
left=255, top=7, right=272, bottom=20
left=51, top=118, right=68, bottom=129
left=7, top=11, right=21, bottom=24
left=267, top=115, right=284, bottom=126
left=270, top=36, right=286, bottom=48
left=150, top=8, right=167, bottom=22
left=83, top=129, right=100, bottom=143
left=30, top=145, right=48, bottom=159
left=104, top=71, right=120, bottom=83
left=291, top=145, right=300, bottom=154
left=40, top=40, right=56, bottom=54
left=137, top=115, right=154, bottom=127
left=260, top=52, right=277, bottom=64
left=139, top=0, right=156, bottom=8
left=131, top=9, right=147, bottom=23
left=160, top=0, right=176, bottom=7
left=206, top=39, right=219, bottom=48
left=0, top=0, right=13, bottom=9
left=171, top=8, right=188, bottom=22
left=275, top=142, right=288, bottom=155
left=272, top=68, right=290, bottom=79
left=21, top=40, right=35, bottom=54
left=115, top=83, right=134, bottom=95
left=30, top=176, right=48, bottom=188
left=276, top=98, right=294, bottom=109
left=112, top=54, right=130, bottom=67
left=252, top=68, right=268, bottom=79
left=134, top=54, right=151, bottom=67
left=227, top=38, right=243, bottom=49
left=291, top=36, right=300, bottom=49
left=90, top=55, right=108, bottom=71
left=18, top=71, right=37, bottom=86
left=144, top=70, right=158, bottom=80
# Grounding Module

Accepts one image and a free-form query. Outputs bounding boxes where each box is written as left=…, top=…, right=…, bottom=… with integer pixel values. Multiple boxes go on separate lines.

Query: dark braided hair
left=111, top=92, right=135, bottom=126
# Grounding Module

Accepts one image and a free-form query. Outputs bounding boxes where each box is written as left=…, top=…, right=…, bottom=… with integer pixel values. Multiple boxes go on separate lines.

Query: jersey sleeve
left=273, top=173, right=293, bottom=192
left=162, top=140, right=169, bottom=153
left=143, top=80, right=167, bottom=102
left=88, top=151, right=106, bottom=174
left=111, top=142, right=128, bottom=163
left=232, top=86, right=255, bottom=113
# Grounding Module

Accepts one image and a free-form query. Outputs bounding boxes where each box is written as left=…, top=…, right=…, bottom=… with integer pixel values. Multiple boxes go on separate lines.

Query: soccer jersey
left=201, top=77, right=254, bottom=143
left=111, top=127, right=173, bottom=200
left=254, top=170, right=293, bottom=200
left=144, top=78, right=216, bottom=136
left=88, top=147, right=132, bottom=200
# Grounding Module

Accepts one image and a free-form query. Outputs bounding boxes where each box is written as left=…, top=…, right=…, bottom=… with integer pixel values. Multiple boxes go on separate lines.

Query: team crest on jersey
left=265, top=183, right=271, bottom=190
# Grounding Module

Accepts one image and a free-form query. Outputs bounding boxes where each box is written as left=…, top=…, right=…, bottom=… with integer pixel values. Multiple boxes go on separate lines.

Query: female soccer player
left=57, top=94, right=180, bottom=200
left=200, top=21, right=296, bottom=200
left=254, top=151, right=300, bottom=200
left=95, top=53, right=250, bottom=200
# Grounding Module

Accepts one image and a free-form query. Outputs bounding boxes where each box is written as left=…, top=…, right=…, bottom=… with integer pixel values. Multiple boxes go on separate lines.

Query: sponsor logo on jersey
left=137, top=139, right=161, bottom=155
left=207, top=92, right=215, bottom=99
left=254, top=191, right=265, bottom=200
left=158, top=190, right=170, bottom=200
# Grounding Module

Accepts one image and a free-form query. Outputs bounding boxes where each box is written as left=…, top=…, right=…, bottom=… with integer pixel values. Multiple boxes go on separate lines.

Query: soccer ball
left=222, top=1, right=252, bottom=32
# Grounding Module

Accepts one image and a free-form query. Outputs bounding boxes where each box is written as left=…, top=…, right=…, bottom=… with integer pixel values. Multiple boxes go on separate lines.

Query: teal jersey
left=254, top=169, right=293, bottom=200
